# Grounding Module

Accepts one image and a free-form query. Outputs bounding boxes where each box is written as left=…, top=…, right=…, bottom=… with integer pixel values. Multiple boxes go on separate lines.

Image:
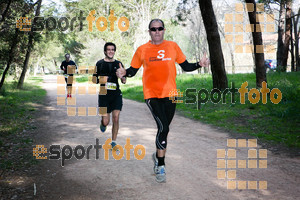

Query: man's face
left=104, top=45, right=115, bottom=59
left=65, top=55, right=70, bottom=61
left=149, top=21, right=165, bottom=43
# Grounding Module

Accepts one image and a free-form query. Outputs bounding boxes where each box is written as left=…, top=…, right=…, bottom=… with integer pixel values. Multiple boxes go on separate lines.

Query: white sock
left=112, top=140, right=116, bottom=143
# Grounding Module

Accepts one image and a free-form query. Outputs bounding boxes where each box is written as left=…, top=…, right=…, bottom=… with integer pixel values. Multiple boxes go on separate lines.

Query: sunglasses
left=150, top=27, right=164, bottom=32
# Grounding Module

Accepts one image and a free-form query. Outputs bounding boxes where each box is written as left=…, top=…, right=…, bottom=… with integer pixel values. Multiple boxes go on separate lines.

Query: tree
left=290, top=10, right=295, bottom=72
left=17, top=0, right=42, bottom=89
left=0, top=29, right=20, bottom=90
left=276, top=0, right=292, bottom=72
left=245, top=0, right=266, bottom=88
left=198, top=0, right=228, bottom=90
left=291, top=8, right=300, bottom=71
left=0, top=0, right=38, bottom=90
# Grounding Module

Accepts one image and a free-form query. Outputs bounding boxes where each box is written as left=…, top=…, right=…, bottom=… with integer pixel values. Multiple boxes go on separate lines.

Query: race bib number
left=106, top=82, right=117, bottom=90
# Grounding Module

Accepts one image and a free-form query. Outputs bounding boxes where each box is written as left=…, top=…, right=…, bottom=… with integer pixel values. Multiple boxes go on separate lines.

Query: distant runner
left=116, top=19, right=209, bottom=183
left=93, top=42, right=126, bottom=149
left=60, top=53, right=77, bottom=98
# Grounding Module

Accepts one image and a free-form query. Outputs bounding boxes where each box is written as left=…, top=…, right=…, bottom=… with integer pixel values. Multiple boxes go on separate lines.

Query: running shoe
left=155, top=165, right=166, bottom=183
left=152, top=152, right=158, bottom=174
left=100, top=123, right=106, bottom=132
left=111, top=141, right=117, bottom=149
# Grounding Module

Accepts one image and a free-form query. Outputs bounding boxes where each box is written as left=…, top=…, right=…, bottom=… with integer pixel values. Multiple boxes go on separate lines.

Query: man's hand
left=121, top=77, right=126, bottom=84
left=199, top=52, right=210, bottom=68
left=116, top=63, right=126, bottom=78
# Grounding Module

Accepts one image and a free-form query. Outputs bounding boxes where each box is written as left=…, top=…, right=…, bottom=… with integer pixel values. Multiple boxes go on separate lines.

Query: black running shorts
left=98, top=91, right=123, bottom=113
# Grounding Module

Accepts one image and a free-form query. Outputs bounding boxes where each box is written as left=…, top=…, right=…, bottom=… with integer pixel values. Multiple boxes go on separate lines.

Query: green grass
left=75, top=75, right=89, bottom=83
left=122, top=72, right=300, bottom=148
left=0, top=76, right=46, bottom=173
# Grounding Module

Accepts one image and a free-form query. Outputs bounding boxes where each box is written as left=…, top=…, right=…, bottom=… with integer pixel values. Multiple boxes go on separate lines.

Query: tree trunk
left=277, top=0, right=292, bottom=72
left=245, top=0, right=266, bottom=88
left=277, top=0, right=285, bottom=71
left=0, top=29, right=20, bottom=90
left=298, top=25, right=300, bottom=71
left=290, top=14, right=295, bottom=72
left=217, top=22, right=235, bottom=74
left=53, top=59, right=57, bottom=68
left=34, top=56, right=42, bottom=76
left=198, top=0, right=228, bottom=90
left=230, top=49, right=235, bottom=74
left=294, top=8, right=300, bottom=71
left=17, top=0, right=42, bottom=89
left=283, top=0, right=292, bottom=72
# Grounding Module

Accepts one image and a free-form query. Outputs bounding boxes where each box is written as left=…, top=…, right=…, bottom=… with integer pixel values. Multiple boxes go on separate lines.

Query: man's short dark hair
left=104, top=42, right=116, bottom=52
left=65, top=53, right=70, bottom=57
left=148, top=19, right=165, bottom=29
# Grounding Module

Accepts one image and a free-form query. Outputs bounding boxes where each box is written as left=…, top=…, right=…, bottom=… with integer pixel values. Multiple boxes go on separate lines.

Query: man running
left=116, top=19, right=209, bottom=183
left=93, top=42, right=126, bottom=149
left=60, top=53, right=77, bottom=98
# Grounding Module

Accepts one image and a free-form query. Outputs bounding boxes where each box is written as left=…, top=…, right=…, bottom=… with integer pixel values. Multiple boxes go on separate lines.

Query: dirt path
left=30, top=75, right=299, bottom=199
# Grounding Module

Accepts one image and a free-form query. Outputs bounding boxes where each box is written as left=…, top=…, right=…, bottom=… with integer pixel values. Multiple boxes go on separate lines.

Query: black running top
left=94, top=59, right=124, bottom=93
